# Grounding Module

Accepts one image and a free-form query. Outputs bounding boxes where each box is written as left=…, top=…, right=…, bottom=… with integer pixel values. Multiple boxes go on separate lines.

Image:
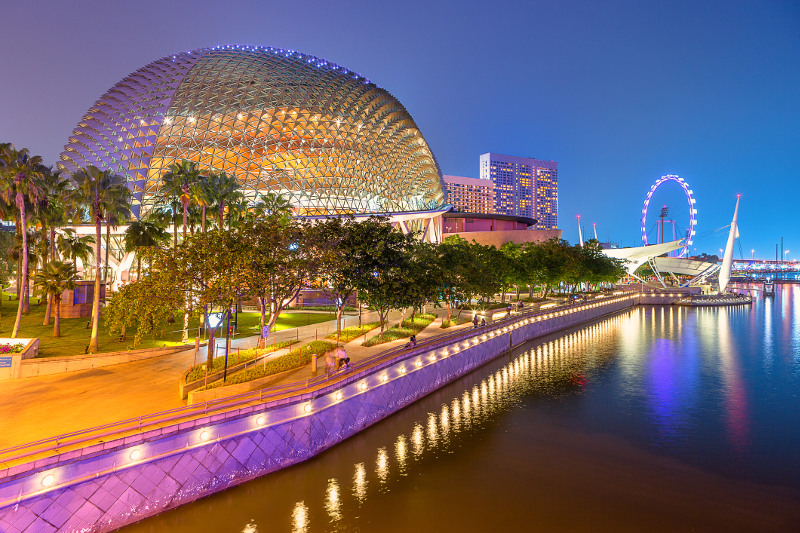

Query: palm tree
left=57, top=228, right=95, bottom=272
left=206, top=172, right=243, bottom=229
left=0, top=144, right=44, bottom=338
left=103, top=197, right=133, bottom=285
left=157, top=160, right=202, bottom=241
left=253, top=191, right=293, bottom=219
left=123, top=219, right=168, bottom=280
left=68, top=166, right=133, bottom=353
left=34, top=167, right=68, bottom=325
left=147, top=201, right=181, bottom=248
left=34, top=260, right=77, bottom=337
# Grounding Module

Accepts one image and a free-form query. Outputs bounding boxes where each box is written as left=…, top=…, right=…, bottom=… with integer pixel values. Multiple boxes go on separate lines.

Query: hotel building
left=479, top=153, right=558, bottom=230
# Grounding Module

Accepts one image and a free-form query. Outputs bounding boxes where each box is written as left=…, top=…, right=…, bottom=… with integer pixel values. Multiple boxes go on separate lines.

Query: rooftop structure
left=59, top=45, right=445, bottom=219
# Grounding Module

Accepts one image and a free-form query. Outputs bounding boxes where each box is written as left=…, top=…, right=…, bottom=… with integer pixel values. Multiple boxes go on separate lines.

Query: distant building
left=442, top=175, right=494, bottom=214
left=443, top=212, right=562, bottom=247
left=479, top=153, right=558, bottom=230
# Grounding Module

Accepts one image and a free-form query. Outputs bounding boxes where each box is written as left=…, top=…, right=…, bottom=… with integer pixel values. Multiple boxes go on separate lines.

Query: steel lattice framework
left=59, top=45, right=445, bottom=218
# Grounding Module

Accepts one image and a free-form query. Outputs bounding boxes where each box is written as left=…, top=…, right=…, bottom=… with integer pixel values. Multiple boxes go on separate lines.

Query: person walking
left=473, top=315, right=479, bottom=328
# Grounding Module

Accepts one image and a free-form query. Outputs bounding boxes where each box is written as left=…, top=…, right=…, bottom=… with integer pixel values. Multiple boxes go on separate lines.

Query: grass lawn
left=363, top=313, right=437, bottom=347
left=325, top=322, right=380, bottom=343
left=185, top=340, right=299, bottom=383
left=0, top=293, right=334, bottom=358
left=440, top=316, right=473, bottom=329
left=198, top=340, right=336, bottom=391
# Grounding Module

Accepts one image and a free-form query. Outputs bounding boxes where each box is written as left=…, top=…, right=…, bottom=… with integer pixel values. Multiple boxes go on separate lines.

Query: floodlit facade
left=442, top=175, right=494, bottom=214
left=59, top=45, right=445, bottom=219
left=479, top=153, right=558, bottom=229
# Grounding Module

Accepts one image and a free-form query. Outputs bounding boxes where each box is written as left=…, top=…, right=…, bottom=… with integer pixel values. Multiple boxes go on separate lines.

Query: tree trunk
left=53, top=296, right=61, bottom=337
left=137, top=256, right=142, bottom=281
left=11, top=201, right=27, bottom=338
left=15, top=221, right=21, bottom=300
left=335, top=303, right=344, bottom=340
left=88, top=217, right=102, bottom=353
left=182, top=201, right=188, bottom=240
left=173, top=211, right=178, bottom=248
left=202, top=205, right=206, bottom=234
left=104, top=221, right=111, bottom=284
left=43, top=226, right=51, bottom=326
left=219, top=204, right=225, bottom=230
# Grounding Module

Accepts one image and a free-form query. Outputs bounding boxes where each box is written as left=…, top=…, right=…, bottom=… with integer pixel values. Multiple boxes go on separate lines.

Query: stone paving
left=0, top=307, right=477, bottom=450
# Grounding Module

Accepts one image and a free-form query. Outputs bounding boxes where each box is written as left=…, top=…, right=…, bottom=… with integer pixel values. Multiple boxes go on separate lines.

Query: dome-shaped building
left=59, top=45, right=446, bottom=223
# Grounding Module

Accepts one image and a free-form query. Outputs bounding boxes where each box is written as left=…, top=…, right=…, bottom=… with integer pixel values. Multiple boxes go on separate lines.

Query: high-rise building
left=442, top=175, right=494, bottom=214
left=479, top=153, right=558, bottom=229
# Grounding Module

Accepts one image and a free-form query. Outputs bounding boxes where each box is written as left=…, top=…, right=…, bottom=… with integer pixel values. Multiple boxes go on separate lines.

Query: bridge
left=730, top=259, right=800, bottom=274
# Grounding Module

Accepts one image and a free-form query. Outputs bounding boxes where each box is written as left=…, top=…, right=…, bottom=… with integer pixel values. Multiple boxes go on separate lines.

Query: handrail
left=0, top=291, right=638, bottom=467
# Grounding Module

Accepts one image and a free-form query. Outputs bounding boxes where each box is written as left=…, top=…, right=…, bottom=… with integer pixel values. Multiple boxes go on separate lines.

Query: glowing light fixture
left=41, top=474, right=55, bottom=487
left=360, top=382, right=367, bottom=391
left=304, top=403, right=312, bottom=413
left=129, top=448, right=143, bottom=462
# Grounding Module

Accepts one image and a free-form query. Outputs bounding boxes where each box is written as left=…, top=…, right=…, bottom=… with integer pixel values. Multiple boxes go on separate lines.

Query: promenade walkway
left=0, top=308, right=481, bottom=449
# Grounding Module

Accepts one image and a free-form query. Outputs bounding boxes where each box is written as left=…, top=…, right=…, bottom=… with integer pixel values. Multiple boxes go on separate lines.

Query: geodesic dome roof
left=59, top=45, right=445, bottom=217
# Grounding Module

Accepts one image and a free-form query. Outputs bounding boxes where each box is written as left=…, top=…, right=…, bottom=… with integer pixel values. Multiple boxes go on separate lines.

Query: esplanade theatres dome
left=59, top=45, right=446, bottom=219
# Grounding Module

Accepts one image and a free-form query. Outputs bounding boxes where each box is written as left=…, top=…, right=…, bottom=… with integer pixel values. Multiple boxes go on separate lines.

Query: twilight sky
left=2, top=0, right=798, bottom=257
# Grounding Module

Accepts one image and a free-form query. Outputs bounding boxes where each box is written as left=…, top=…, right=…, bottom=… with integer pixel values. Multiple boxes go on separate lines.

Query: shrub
left=326, top=322, right=380, bottom=342
left=186, top=340, right=298, bottom=383
left=198, top=340, right=336, bottom=390
left=363, top=313, right=436, bottom=347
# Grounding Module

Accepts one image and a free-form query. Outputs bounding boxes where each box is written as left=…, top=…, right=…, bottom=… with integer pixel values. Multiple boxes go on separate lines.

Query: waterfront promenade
left=0, top=293, right=642, bottom=533
left=0, top=308, right=472, bottom=449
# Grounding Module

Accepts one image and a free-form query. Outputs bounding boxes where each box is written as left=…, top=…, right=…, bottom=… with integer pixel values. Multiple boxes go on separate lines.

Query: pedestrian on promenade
left=473, top=315, right=479, bottom=328
left=325, top=350, right=335, bottom=374
left=405, top=334, right=417, bottom=348
left=480, top=317, right=486, bottom=327
left=336, top=347, right=349, bottom=371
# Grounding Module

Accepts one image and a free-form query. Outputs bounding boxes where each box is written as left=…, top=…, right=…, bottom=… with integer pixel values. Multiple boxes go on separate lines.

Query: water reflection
left=291, top=501, right=308, bottom=533
left=324, top=479, right=341, bottom=522
left=122, top=289, right=800, bottom=532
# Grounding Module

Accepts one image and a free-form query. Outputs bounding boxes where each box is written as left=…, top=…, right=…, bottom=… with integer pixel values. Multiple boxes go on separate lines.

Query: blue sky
left=2, top=0, right=798, bottom=257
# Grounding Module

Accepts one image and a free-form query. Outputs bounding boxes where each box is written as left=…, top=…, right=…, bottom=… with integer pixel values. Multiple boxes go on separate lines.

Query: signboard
left=261, top=326, right=270, bottom=338
left=0, top=357, right=12, bottom=368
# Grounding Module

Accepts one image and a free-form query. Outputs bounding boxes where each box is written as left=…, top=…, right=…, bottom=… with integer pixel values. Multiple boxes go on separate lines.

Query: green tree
left=205, top=172, right=243, bottom=229
left=68, top=165, right=133, bottom=353
left=34, top=260, right=78, bottom=337
left=353, top=221, right=416, bottom=332
left=157, top=160, right=203, bottom=240
left=123, top=220, right=169, bottom=280
left=312, top=216, right=372, bottom=338
left=233, top=216, right=318, bottom=345
left=253, top=191, right=292, bottom=219
left=0, top=144, right=45, bottom=337
left=57, top=229, right=95, bottom=272
left=438, top=235, right=479, bottom=322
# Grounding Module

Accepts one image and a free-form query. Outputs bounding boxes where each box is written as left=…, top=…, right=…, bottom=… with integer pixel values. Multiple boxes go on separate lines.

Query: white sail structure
left=718, top=196, right=741, bottom=293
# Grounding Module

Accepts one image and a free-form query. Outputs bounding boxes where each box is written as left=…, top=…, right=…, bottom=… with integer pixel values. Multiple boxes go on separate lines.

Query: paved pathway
left=0, top=308, right=480, bottom=449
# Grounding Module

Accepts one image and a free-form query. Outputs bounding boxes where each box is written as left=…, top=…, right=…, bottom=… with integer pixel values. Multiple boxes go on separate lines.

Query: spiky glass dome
left=59, top=45, right=445, bottom=217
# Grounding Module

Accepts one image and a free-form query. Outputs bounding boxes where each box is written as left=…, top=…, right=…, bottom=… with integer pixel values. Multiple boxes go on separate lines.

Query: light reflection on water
left=123, top=288, right=800, bottom=532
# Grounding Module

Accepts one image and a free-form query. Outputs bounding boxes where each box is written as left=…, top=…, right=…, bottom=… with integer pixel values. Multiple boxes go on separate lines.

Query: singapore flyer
left=640, top=175, right=697, bottom=257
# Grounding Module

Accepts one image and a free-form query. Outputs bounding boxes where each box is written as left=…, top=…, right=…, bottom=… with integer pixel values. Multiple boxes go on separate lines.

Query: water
left=122, top=287, right=800, bottom=532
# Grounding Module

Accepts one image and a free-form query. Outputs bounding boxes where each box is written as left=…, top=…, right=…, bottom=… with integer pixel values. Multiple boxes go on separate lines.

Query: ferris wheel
left=641, top=175, right=697, bottom=257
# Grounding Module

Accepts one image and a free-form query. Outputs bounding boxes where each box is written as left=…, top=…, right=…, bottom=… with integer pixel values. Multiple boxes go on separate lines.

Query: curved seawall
left=0, top=293, right=644, bottom=532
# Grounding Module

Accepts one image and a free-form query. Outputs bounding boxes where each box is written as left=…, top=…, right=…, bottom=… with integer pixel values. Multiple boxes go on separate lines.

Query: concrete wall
left=0, top=295, right=638, bottom=532
left=14, top=344, right=192, bottom=379
left=0, top=339, right=39, bottom=381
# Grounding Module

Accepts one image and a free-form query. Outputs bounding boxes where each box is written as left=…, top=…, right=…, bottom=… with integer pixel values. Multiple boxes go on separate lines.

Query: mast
left=718, top=195, right=740, bottom=293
